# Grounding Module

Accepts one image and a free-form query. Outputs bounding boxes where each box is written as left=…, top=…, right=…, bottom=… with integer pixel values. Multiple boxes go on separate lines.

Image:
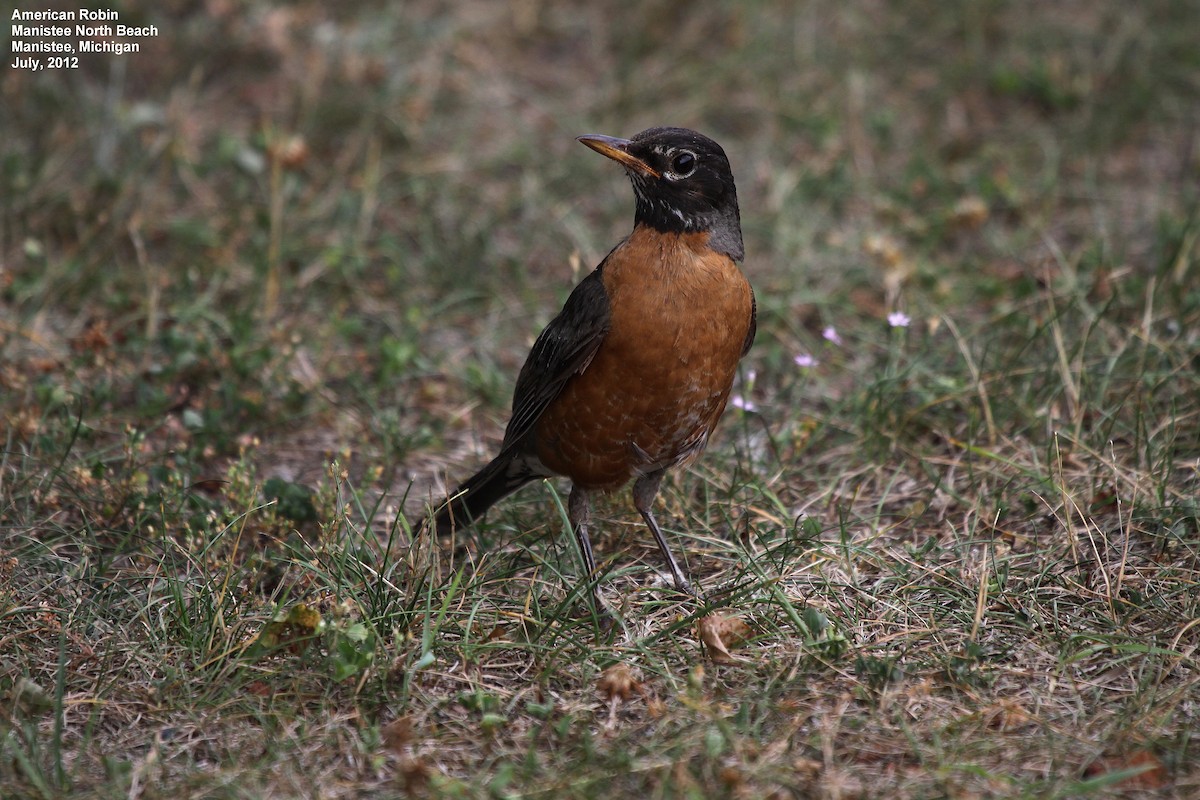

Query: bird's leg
left=632, top=471, right=698, bottom=598
left=568, top=485, right=604, bottom=614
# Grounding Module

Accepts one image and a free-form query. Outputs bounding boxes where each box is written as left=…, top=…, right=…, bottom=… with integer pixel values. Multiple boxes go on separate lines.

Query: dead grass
left=3, top=0, right=1199, bottom=797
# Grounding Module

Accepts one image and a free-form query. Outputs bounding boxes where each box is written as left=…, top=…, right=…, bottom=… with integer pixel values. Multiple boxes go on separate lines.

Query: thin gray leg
left=568, top=485, right=603, bottom=609
left=632, top=471, right=697, bottom=597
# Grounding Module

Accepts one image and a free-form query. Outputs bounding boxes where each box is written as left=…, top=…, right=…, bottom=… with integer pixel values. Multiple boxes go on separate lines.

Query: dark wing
left=742, top=286, right=757, bottom=356
left=500, top=266, right=611, bottom=451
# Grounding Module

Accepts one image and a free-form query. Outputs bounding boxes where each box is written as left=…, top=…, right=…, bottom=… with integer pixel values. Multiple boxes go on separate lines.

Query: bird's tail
left=424, top=453, right=541, bottom=537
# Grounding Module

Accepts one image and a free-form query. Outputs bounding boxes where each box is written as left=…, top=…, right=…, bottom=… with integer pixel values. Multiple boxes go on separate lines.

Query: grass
left=3, top=0, right=1199, bottom=797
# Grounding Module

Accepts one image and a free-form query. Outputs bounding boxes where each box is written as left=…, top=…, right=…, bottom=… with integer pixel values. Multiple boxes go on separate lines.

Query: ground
left=2, top=0, right=1198, bottom=797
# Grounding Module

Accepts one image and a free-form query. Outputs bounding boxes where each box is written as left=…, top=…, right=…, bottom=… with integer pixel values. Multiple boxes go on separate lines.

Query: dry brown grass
left=3, top=0, right=1199, bottom=797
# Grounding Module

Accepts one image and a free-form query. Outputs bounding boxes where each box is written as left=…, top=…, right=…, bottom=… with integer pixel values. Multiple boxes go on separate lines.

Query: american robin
left=425, top=126, right=755, bottom=612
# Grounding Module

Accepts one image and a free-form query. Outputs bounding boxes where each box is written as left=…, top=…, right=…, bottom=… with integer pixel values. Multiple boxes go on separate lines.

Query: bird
left=424, top=126, right=755, bottom=615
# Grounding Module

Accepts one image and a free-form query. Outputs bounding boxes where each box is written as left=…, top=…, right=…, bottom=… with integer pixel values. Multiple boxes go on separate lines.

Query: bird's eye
left=670, top=151, right=696, bottom=177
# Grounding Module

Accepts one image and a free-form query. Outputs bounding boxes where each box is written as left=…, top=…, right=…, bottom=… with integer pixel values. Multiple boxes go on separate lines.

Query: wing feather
left=500, top=265, right=612, bottom=451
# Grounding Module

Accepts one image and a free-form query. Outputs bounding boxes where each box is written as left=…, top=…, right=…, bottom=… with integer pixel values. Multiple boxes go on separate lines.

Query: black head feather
left=579, top=127, right=744, bottom=261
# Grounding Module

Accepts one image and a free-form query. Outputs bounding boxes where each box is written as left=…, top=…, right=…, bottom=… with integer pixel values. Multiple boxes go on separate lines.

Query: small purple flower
left=794, top=353, right=819, bottom=369
left=822, top=326, right=842, bottom=345
left=730, top=395, right=758, bottom=412
left=887, top=311, right=911, bottom=328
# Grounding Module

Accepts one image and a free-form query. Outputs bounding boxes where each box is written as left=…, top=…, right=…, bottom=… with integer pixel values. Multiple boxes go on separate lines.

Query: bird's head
left=577, top=127, right=743, bottom=261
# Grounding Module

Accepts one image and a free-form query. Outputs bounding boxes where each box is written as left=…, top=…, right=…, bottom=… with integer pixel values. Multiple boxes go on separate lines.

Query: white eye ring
left=667, top=150, right=697, bottom=179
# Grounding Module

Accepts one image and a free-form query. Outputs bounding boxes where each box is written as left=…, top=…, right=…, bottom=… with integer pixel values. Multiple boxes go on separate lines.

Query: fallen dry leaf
left=948, top=195, right=989, bottom=230
left=1083, top=749, right=1167, bottom=790
left=597, top=663, right=642, bottom=701
left=698, top=614, right=753, bottom=664
left=396, top=755, right=431, bottom=793
left=270, top=133, right=309, bottom=170
left=252, top=602, right=324, bottom=654
left=71, top=319, right=111, bottom=355
left=382, top=716, right=414, bottom=754
left=646, top=697, right=667, bottom=719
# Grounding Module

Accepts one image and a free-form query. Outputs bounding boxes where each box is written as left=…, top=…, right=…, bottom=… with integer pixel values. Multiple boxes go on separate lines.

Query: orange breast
left=533, top=228, right=753, bottom=490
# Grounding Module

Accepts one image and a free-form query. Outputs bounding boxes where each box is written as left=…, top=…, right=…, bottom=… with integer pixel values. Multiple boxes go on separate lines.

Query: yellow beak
left=577, top=134, right=660, bottom=178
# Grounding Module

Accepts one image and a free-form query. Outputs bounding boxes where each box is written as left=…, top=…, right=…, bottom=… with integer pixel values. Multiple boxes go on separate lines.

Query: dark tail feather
left=427, top=454, right=539, bottom=536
